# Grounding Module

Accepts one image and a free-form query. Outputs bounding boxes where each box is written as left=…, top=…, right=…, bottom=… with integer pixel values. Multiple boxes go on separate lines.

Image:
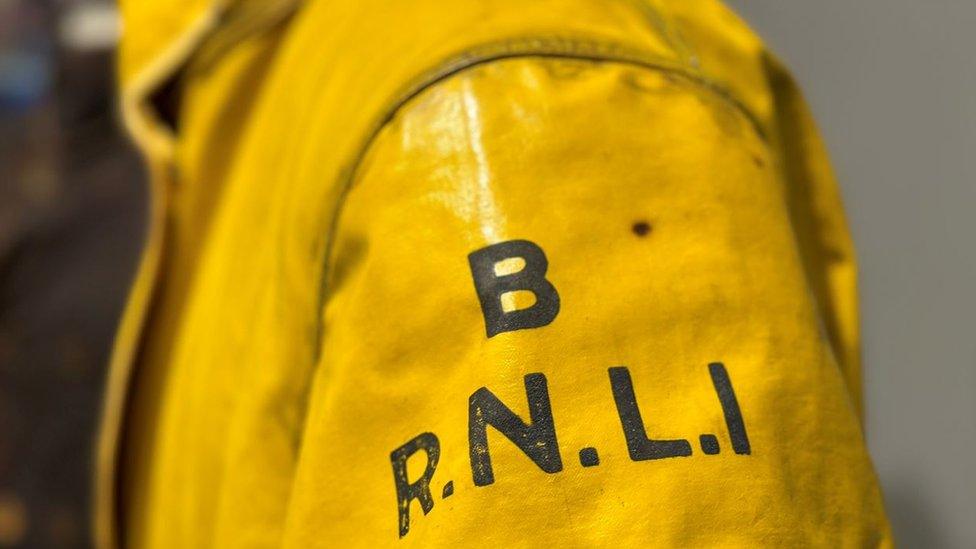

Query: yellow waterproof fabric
left=98, top=0, right=893, bottom=547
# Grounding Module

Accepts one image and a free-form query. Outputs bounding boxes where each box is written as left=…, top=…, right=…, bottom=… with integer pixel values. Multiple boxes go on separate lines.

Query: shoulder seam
left=312, top=34, right=766, bottom=360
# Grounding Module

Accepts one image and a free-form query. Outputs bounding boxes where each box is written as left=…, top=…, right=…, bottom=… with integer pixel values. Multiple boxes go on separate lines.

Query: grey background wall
left=725, top=1, right=976, bottom=547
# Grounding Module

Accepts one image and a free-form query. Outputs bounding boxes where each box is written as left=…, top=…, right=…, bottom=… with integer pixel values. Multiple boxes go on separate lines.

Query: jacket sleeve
left=282, top=57, right=892, bottom=546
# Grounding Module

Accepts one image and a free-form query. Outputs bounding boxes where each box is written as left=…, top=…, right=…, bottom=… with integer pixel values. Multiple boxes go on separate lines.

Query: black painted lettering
left=608, top=366, right=693, bottom=460
left=468, top=373, right=563, bottom=486
left=468, top=240, right=560, bottom=337
left=699, top=433, right=720, bottom=455
left=390, top=432, right=440, bottom=538
left=708, top=362, right=751, bottom=455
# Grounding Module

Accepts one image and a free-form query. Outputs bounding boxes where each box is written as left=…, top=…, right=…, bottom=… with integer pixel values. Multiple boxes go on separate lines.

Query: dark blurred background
left=0, top=1, right=973, bottom=547
left=0, top=1, right=143, bottom=546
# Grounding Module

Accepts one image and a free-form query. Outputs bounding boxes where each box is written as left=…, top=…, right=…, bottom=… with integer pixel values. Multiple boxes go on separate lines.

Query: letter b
left=468, top=240, right=560, bottom=337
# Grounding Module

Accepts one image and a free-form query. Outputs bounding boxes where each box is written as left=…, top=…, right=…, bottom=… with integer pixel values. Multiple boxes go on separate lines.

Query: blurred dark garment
left=0, top=1, right=144, bottom=546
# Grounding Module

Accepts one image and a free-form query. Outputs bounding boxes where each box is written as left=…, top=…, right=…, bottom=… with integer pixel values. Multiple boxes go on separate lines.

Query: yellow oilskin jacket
left=97, top=0, right=894, bottom=547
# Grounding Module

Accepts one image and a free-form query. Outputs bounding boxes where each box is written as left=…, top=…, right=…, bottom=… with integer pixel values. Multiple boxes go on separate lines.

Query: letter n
left=468, top=373, right=562, bottom=486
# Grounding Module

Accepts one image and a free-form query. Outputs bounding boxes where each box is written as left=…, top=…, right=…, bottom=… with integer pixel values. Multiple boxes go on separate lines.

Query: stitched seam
left=310, top=35, right=768, bottom=362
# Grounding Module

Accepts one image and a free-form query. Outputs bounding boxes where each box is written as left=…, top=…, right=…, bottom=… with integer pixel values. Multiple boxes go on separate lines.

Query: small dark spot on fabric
left=752, top=154, right=765, bottom=168
left=631, top=221, right=652, bottom=237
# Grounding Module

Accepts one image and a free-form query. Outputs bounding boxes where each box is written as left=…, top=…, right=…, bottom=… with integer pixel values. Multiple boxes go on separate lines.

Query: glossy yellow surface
left=99, top=0, right=892, bottom=546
